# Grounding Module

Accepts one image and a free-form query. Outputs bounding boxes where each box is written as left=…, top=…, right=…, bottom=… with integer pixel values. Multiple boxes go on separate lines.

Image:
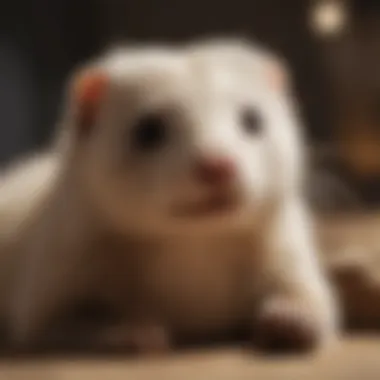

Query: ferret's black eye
left=131, top=114, right=168, bottom=151
left=240, top=108, right=263, bottom=135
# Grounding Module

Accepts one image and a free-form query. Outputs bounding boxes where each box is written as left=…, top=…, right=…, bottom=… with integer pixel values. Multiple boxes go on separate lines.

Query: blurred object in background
left=309, top=0, right=350, bottom=38
left=310, top=0, right=380, bottom=206
left=0, top=1, right=106, bottom=162
left=0, top=39, right=37, bottom=163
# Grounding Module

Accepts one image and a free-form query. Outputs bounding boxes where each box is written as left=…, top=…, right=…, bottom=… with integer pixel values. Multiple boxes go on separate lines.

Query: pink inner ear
left=73, top=70, right=109, bottom=132
left=265, top=61, right=287, bottom=92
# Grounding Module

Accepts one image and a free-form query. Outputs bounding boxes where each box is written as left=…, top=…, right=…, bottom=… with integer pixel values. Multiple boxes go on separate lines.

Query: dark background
left=1, top=0, right=380, bottom=205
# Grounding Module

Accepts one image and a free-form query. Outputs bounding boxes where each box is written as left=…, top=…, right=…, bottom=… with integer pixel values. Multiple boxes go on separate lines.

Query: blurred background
left=0, top=0, right=379, bottom=210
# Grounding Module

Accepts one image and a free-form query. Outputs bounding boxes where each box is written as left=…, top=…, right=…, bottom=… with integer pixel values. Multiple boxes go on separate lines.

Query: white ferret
left=0, top=39, right=338, bottom=353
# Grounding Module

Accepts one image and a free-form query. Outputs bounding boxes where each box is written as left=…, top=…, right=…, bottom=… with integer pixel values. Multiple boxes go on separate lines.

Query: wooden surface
left=0, top=337, right=379, bottom=380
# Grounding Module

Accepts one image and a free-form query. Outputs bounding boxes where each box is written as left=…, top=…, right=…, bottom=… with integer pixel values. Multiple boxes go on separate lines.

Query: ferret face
left=70, top=42, right=303, bottom=235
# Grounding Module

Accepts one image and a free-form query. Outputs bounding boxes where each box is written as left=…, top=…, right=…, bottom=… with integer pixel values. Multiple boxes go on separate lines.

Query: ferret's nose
left=194, top=155, right=236, bottom=185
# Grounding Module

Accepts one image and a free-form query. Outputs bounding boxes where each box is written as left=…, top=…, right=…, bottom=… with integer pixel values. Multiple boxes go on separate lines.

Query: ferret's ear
left=264, top=57, right=291, bottom=93
left=69, top=68, right=109, bottom=136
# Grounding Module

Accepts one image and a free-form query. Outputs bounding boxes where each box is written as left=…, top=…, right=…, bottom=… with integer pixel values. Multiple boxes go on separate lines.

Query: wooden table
left=1, top=337, right=379, bottom=380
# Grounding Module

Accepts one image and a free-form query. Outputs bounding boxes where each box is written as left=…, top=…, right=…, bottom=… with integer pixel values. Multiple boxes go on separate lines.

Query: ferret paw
left=253, top=296, right=323, bottom=354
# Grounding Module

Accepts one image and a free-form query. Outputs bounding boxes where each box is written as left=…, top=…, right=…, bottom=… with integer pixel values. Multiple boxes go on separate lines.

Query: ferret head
left=61, top=39, right=305, bottom=236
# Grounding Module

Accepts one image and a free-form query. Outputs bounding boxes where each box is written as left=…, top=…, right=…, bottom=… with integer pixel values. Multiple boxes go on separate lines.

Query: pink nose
left=194, top=155, right=236, bottom=185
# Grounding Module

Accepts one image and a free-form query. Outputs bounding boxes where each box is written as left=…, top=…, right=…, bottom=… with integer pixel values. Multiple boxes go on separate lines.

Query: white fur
left=0, top=39, right=338, bottom=348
